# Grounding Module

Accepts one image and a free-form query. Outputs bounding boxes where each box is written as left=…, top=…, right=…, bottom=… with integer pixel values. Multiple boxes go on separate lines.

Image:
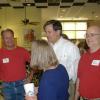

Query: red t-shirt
left=78, top=49, right=100, bottom=99
left=0, top=46, right=30, bottom=82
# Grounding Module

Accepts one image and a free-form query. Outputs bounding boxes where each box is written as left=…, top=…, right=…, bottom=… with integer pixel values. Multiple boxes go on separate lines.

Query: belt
left=2, top=79, right=25, bottom=88
left=80, top=97, right=88, bottom=100
left=80, top=97, right=100, bottom=100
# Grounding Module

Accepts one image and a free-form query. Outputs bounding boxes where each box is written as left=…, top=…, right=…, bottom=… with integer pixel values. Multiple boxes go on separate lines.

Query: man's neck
left=4, top=45, right=16, bottom=50
left=90, top=46, right=100, bottom=53
left=51, top=36, right=61, bottom=44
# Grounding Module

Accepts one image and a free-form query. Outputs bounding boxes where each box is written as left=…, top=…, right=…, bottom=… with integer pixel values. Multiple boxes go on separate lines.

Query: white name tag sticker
left=91, top=60, right=100, bottom=66
left=2, top=58, right=9, bottom=63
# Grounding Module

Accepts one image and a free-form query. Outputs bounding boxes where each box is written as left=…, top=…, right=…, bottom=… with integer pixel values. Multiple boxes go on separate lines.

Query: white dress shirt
left=51, top=37, right=80, bottom=83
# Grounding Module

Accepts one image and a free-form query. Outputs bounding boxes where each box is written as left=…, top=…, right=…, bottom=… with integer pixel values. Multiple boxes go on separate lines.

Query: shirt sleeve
left=68, top=45, right=80, bottom=83
left=38, top=73, right=57, bottom=100
left=23, top=48, right=31, bottom=62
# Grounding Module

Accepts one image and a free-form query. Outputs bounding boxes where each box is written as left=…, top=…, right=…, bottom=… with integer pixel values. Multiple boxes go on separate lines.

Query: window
left=62, top=21, right=87, bottom=39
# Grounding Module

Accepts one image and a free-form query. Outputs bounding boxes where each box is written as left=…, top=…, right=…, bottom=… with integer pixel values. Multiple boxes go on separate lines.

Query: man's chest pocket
left=58, top=53, right=68, bottom=63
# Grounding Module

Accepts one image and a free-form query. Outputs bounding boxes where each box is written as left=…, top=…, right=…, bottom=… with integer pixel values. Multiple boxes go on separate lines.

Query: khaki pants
left=0, top=95, right=4, bottom=100
left=68, top=80, right=75, bottom=100
left=80, top=97, right=100, bottom=100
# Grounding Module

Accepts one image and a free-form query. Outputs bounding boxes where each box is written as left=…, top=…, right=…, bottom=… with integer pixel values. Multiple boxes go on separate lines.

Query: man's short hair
left=43, top=20, right=62, bottom=34
left=1, top=28, right=14, bottom=37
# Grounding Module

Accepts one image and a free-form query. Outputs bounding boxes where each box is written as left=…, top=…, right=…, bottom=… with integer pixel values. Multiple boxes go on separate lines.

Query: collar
left=50, top=37, right=64, bottom=47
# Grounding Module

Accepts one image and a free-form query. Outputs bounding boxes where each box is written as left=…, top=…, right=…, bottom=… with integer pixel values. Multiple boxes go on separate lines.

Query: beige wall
left=88, top=20, right=100, bottom=27
left=0, top=7, right=42, bottom=48
left=0, top=7, right=100, bottom=48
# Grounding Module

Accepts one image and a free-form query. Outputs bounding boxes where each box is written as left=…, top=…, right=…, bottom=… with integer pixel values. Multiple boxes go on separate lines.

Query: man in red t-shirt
left=0, top=28, right=30, bottom=100
left=74, top=25, right=100, bottom=100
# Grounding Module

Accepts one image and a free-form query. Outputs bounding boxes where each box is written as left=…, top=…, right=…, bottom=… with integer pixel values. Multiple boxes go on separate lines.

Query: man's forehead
left=87, top=26, right=100, bottom=34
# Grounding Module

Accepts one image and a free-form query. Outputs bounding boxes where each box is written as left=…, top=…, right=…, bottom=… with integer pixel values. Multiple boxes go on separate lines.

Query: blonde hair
left=30, top=40, right=59, bottom=69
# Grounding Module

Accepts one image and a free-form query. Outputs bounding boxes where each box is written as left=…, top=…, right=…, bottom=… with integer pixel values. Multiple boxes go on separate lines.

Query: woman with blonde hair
left=26, top=40, right=69, bottom=100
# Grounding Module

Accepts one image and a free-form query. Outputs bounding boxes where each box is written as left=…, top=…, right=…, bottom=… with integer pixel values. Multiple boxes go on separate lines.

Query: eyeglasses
left=85, top=33, right=100, bottom=38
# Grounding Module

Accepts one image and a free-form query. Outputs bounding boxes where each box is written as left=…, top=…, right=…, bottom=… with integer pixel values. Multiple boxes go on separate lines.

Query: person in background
left=25, top=40, right=69, bottom=100
left=0, top=28, right=30, bottom=100
left=77, top=41, right=89, bottom=55
left=43, top=20, right=80, bottom=100
left=74, top=25, right=100, bottom=100
left=61, top=33, right=69, bottom=40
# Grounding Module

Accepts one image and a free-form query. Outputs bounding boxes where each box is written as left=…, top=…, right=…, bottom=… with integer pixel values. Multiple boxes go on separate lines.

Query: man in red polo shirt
left=74, top=25, right=100, bottom=100
left=0, top=28, right=30, bottom=100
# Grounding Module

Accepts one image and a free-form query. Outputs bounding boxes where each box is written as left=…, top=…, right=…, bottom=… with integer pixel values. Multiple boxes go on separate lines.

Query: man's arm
left=74, top=78, right=80, bottom=100
left=27, top=67, right=38, bottom=83
left=70, top=45, right=80, bottom=83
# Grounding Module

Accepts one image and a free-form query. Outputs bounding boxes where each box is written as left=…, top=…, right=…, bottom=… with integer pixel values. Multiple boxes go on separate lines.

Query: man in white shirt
left=43, top=20, right=80, bottom=100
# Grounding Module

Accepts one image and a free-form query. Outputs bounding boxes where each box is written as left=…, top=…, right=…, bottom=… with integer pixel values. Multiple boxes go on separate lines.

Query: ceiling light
left=60, top=16, right=63, bottom=18
left=95, top=16, right=98, bottom=18
left=27, top=3, right=31, bottom=6
left=61, top=9, right=66, bottom=12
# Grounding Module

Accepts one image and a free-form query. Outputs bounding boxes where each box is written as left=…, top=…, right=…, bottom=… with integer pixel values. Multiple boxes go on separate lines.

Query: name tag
left=91, top=60, right=100, bottom=66
left=2, top=58, right=9, bottom=63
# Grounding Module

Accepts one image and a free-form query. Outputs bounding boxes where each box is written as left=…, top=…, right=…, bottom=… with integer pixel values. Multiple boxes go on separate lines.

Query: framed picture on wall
left=23, top=29, right=36, bottom=51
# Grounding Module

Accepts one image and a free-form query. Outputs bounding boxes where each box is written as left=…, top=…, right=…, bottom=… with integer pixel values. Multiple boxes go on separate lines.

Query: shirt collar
left=50, top=37, right=63, bottom=47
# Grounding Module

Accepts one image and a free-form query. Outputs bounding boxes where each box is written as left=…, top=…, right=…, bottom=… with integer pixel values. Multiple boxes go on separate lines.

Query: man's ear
left=56, top=30, right=61, bottom=36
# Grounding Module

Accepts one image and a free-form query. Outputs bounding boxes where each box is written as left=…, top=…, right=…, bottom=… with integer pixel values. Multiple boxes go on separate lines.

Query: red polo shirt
left=0, top=46, right=30, bottom=82
left=78, top=49, right=100, bottom=99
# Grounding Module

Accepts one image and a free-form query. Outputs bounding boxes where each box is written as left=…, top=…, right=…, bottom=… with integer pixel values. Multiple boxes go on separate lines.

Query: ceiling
left=0, top=0, right=100, bottom=20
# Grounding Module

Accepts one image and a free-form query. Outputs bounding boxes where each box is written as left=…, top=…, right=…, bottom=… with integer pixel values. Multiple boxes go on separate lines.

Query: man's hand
left=25, top=95, right=37, bottom=100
